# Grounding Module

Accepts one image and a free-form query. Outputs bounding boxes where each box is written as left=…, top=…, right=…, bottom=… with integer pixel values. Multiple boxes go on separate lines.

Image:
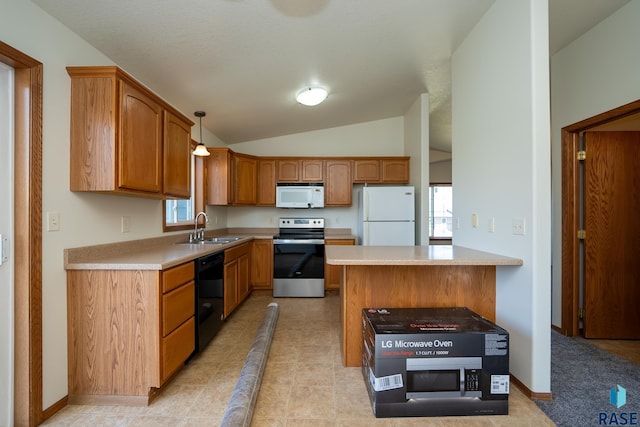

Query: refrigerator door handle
left=364, top=222, right=369, bottom=245
left=364, top=191, right=369, bottom=221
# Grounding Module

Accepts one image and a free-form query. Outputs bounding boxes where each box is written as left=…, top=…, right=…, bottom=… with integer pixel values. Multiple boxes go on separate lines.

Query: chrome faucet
left=191, top=211, right=209, bottom=242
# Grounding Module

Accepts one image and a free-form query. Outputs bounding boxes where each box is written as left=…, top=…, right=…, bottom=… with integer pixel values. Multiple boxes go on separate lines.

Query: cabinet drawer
left=225, top=242, right=250, bottom=260
left=162, top=316, right=195, bottom=383
left=162, top=261, right=194, bottom=293
left=163, top=281, right=195, bottom=336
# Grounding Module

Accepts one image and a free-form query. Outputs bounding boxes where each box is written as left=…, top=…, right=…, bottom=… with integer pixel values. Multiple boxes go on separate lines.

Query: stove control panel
left=278, top=218, right=325, bottom=228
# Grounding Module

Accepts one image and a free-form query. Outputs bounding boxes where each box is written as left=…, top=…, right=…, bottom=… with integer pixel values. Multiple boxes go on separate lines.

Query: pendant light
left=193, top=111, right=210, bottom=157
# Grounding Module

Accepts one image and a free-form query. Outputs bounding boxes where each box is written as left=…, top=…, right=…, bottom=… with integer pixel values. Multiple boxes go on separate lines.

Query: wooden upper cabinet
left=277, top=159, right=324, bottom=182
left=353, top=159, right=381, bottom=183
left=325, top=160, right=352, bottom=206
left=233, top=153, right=257, bottom=205
left=206, top=148, right=232, bottom=205
left=353, top=157, right=410, bottom=183
left=163, top=111, right=192, bottom=198
left=118, top=81, right=163, bottom=193
left=381, top=158, right=410, bottom=183
left=301, top=159, right=324, bottom=181
left=277, top=159, right=299, bottom=182
left=67, top=66, right=193, bottom=199
left=206, top=148, right=257, bottom=205
left=207, top=148, right=410, bottom=206
left=257, top=158, right=276, bottom=206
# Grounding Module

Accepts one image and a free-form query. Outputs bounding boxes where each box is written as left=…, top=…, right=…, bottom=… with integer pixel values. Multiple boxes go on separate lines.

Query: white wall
left=452, top=0, right=551, bottom=393
left=231, top=117, right=405, bottom=156
left=0, top=0, right=215, bottom=408
left=404, top=94, right=429, bottom=245
left=550, top=1, right=640, bottom=327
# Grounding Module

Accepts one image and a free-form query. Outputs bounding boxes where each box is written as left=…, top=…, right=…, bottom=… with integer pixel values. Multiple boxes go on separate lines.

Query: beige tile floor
left=43, top=291, right=555, bottom=426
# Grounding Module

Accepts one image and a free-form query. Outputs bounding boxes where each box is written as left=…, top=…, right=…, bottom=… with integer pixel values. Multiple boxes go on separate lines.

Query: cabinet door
left=277, top=159, right=299, bottom=182
left=223, top=260, right=238, bottom=318
left=163, top=111, right=192, bottom=198
left=353, top=159, right=380, bottom=183
left=381, top=158, right=410, bottom=183
left=162, top=317, right=195, bottom=383
left=206, top=148, right=231, bottom=205
left=118, top=81, right=163, bottom=193
left=324, top=239, right=355, bottom=290
left=257, top=159, right=276, bottom=206
left=325, top=160, right=352, bottom=206
left=251, top=239, right=274, bottom=289
left=237, top=252, right=250, bottom=303
left=233, top=154, right=257, bottom=205
left=301, top=160, right=324, bottom=181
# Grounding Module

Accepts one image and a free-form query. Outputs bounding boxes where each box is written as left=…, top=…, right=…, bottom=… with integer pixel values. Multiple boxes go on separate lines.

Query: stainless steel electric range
left=273, top=218, right=325, bottom=297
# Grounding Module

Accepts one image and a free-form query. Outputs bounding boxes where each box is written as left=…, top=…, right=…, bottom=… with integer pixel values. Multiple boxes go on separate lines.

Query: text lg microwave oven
left=276, top=183, right=324, bottom=208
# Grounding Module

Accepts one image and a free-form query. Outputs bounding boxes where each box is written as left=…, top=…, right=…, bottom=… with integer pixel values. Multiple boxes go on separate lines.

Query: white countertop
left=325, top=245, right=522, bottom=266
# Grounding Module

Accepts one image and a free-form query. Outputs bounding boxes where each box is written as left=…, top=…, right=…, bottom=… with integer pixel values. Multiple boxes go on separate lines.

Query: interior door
left=583, top=131, right=640, bottom=339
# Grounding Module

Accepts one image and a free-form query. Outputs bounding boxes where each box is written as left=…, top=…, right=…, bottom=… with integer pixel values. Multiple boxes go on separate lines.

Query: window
left=428, top=184, right=452, bottom=239
left=163, top=141, right=205, bottom=231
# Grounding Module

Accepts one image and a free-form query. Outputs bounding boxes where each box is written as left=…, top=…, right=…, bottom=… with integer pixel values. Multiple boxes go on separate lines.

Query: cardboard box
left=362, top=307, right=509, bottom=418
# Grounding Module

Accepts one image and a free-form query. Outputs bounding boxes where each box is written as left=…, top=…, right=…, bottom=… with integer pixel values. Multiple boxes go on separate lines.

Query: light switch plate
left=47, top=211, right=60, bottom=231
left=0, top=234, right=7, bottom=265
left=471, top=213, right=479, bottom=228
left=121, top=216, right=131, bottom=233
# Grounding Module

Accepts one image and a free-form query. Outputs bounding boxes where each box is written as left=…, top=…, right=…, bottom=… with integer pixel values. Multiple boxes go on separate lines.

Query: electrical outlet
left=512, top=218, right=526, bottom=235
left=47, top=211, right=60, bottom=231
left=488, top=217, right=495, bottom=233
left=121, top=216, right=131, bottom=233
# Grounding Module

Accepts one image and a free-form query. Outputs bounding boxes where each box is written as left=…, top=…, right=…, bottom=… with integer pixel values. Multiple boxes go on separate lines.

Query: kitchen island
left=325, top=245, right=523, bottom=367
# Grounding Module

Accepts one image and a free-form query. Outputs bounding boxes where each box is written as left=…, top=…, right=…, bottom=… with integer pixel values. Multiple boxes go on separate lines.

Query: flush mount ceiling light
left=192, top=111, right=210, bottom=157
left=296, top=87, right=328, bottom=106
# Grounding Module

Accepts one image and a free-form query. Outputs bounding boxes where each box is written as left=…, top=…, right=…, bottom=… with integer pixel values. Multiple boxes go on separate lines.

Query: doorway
left=0, top=60, right=14, bottom=427
left=561, top=99, right=640, bottom=338
left=0, top=41, right=43, bottom=426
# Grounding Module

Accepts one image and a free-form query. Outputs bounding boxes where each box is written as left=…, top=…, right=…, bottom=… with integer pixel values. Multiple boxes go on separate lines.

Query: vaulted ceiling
left=33, top=0, right=630, bottom=151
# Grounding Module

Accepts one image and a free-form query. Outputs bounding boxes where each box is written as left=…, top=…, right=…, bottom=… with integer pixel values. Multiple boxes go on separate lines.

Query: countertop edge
left=325, top=245, right=523, bottom=266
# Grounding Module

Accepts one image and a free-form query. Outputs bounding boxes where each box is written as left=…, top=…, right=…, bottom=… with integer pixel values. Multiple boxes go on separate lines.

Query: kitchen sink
left=177, top=236, right=244, bottom=245
left=204, top=237, right=243, bottom=244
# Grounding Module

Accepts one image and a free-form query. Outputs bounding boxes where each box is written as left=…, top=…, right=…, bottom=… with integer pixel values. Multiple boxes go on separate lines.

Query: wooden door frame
left=561, top=99, right=640, bottom=336
left=0, top=42, right=43, bottom=426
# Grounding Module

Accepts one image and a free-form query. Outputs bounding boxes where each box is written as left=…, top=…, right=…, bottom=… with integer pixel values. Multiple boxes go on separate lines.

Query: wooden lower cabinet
left=66, top=261, right=195, bottom=405
left=324, top=238, right=355, bottom=290
left=224, top=243, right=251, bottom=317
left=251, top=239, right=274, bottom=289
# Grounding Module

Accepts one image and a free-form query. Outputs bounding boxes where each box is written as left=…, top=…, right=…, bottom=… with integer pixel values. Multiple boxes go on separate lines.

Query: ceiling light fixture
left=192, top=111, right=210, bottom=156
left=296, top=87, right=328, bottom=106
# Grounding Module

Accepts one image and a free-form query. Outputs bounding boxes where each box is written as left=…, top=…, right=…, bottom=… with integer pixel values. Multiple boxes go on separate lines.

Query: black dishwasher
left=194, top=251, right=225, bottom=354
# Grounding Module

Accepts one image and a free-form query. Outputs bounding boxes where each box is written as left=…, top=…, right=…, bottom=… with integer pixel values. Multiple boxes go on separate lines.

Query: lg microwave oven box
left=361, top=307, right=509, bottom=418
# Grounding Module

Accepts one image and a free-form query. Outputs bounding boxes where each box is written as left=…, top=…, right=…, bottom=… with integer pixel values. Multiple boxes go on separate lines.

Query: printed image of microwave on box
left=362, top=307, right=510, bottom=418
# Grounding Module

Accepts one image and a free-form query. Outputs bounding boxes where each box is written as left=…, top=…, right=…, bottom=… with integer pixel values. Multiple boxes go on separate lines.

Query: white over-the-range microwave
left=276, top=183, right=324, bottom=208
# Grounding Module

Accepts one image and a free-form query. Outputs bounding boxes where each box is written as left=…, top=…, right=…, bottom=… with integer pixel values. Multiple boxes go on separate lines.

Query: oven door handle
left=273, top=239, right=325, bottom=245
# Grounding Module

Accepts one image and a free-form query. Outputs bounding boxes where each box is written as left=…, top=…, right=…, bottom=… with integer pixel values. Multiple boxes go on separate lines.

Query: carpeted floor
left=536, top=331, right=640, bottom=426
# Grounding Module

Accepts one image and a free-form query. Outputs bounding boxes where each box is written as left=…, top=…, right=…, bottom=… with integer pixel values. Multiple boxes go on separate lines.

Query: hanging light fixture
left=192, top=111, right=210, bottom=157
left=296, top=87, right=328, bottom=106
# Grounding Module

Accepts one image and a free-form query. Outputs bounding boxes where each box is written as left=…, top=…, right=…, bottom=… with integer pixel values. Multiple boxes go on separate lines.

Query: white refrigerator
left=358, top=186, right=415, bottom=246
